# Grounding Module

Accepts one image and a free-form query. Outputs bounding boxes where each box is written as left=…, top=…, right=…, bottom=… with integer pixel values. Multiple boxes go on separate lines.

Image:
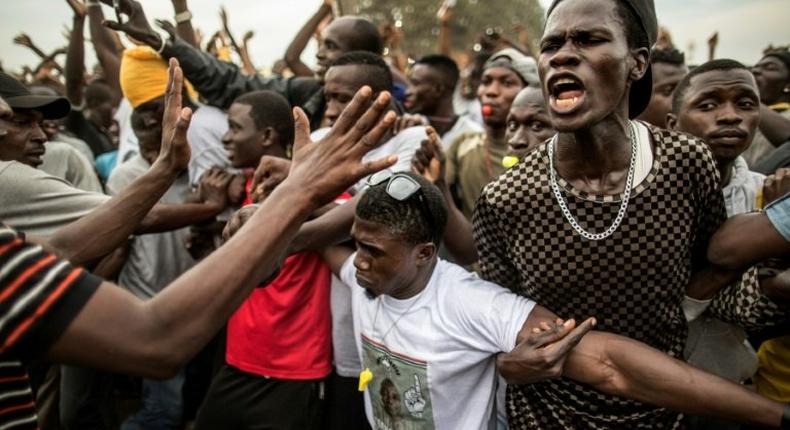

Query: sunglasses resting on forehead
left=366, top=170, right=440, bottom=245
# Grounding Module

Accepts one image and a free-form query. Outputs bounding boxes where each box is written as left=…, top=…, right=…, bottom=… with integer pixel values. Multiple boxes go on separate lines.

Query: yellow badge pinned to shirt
left=358, top=368, right=373, bottom=391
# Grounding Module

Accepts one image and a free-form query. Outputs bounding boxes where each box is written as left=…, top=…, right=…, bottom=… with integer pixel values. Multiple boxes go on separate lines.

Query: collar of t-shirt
left=632, top=120, right=653, bottom=189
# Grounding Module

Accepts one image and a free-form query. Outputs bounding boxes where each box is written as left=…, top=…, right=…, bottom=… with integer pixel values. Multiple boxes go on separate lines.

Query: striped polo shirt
left=0, top=225, right=101, bottom=429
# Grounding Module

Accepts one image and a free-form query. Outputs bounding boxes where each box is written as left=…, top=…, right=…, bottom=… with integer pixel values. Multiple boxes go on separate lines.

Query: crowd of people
left=0, top=0, right=789, bottom=429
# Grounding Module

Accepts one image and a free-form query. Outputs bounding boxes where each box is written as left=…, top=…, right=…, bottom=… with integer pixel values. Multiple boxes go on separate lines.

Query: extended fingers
left=291, top=107, right=311, bottom=155
left=353, top=109, right=396, bottom=158
left=347, top=91, right=393, bottom=146
left=411, top=141, right=433, bottom=173
left=528, top=319, right=574, bottom=348
left=425, top=126, right=441, bottom=150
left=358, top=155, right=398, bottom=180
left=552, top=317, right=596, bottom=355
left=330, top=86, right=373, bottom=137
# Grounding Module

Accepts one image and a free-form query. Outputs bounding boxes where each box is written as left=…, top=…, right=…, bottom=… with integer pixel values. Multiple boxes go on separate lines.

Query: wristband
left=155, top=34, right=166, bottom=55
left=174, top=10, right=193, bottom=24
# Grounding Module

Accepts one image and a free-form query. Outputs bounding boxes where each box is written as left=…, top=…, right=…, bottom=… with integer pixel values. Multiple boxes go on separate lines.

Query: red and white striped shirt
left=0, top=225, right=101, bottom=429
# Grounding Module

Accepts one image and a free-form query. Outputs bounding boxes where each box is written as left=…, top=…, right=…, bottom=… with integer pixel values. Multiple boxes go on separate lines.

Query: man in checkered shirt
left=473, top=0, right=786, bottom=428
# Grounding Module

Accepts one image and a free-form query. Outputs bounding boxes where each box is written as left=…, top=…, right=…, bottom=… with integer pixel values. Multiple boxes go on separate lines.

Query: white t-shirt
left=39, top=141, right=103, bottom=193
left=722, top=156, right=765, bottom=217
left=116, top=98, right=139, bottom=164
left=441, top=115, right=484, bottom=151
left=107, top=155, right=197, bottom=300
left=340, top=256, right=535, bottom=430
left=310, top=125, right=425, bottom=378
left=187, top=105, right=232, bottom=186
left=311, top=126, right=425, bottom=193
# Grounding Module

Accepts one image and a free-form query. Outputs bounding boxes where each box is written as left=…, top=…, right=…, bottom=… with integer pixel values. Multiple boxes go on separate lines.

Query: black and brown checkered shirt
left=473, top=125, right=783, bottom=429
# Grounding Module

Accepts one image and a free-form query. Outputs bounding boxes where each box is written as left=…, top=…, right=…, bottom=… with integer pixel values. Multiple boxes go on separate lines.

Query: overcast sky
left=0, top=0, right=787, bottom=73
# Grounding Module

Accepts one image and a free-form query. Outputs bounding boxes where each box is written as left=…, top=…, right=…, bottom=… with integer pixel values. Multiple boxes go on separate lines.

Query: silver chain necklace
left=547, top=121, right=638, bottom=241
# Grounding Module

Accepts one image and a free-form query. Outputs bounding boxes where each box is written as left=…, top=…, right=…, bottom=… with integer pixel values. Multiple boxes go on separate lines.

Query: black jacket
left=161, top=37, right=326, bottom=130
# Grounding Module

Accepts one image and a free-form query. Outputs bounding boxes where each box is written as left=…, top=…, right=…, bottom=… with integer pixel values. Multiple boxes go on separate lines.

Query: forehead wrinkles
left=689, top=72, right=759, bottom=100
left=544, top=0, right=621, bottom=40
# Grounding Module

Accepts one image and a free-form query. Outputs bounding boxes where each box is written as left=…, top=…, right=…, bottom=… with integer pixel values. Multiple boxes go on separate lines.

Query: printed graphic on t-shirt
left=362, top=335, right=434, bottom=430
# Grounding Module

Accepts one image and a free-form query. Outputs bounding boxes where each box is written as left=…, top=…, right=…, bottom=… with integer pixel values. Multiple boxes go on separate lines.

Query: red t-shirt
left=225, top=177, right=338, bottom=380
left=225, top=250, right=333, bottom=379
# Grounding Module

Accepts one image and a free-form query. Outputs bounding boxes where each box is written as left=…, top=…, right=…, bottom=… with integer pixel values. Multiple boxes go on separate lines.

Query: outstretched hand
left=155, top=58, right=192, bottom=173
left=411, top=126, right=446, bottom=184
left=285, top=86, right=398, bottom=208
left=13, top=33, right=34, bottom=49
left=155, top=19, right=178, bottom=41
left=498, top=317, right=596, bottom=385
left=102, top=0, right=162, bottom=49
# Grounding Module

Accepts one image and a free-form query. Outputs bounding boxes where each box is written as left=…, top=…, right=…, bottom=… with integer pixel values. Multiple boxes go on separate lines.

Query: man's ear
left=414, top=242, right=437, bottom=267
left=259, top=127, right=277, bottom=148
left=630, top=47, right=650, bottom=82
left=666, top=113, right=678, bottom=131
left=433, top=82, right=447, bottom=97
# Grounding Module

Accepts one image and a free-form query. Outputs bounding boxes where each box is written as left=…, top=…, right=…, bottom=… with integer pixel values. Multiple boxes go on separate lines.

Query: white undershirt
left=632, top=120, right=653, bottom=189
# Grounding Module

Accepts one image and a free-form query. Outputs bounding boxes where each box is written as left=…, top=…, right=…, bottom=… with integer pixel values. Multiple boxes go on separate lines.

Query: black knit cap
left=546, top=0, right=658, bottom=118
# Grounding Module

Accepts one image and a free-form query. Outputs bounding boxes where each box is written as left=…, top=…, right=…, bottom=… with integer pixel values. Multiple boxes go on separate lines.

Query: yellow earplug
left=502, top=156, right=520, bottom=169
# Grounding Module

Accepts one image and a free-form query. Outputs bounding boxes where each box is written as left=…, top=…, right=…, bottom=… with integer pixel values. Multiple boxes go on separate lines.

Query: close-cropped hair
left=356, top=172, right=448, bottom=246
left=233, top=90, right=295, bottom=148
left=672, top=59, right=750, bottom=114
left=414, top=54, right=461, bottom=90
left=329, top=51, right=394, bottom=93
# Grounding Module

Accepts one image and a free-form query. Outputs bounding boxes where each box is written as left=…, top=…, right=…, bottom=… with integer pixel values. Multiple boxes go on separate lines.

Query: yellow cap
left=120, top=46, right=198, bottom=108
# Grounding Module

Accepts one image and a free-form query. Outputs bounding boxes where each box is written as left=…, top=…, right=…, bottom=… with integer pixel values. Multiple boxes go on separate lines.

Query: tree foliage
left=339, top=0, right=545, bottom=59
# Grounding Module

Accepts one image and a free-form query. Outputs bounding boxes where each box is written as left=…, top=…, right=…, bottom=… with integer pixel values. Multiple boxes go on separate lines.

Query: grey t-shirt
left=0, top=160, right=109, bottom=236
left=40, top=141, right=103, bottom=193
left=107, top=155, right=196, bottom=299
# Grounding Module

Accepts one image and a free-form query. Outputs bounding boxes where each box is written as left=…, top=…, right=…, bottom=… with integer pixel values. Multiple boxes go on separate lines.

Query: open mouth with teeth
left=549, top=77, right=586, bottom=113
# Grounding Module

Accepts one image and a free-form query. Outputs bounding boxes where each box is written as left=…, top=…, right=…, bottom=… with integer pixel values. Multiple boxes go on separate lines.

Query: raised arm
left=239, top=31, right=257, bottom=76
left=284, top=1, right=333, bottom=78
left=65, top=0, right=87, bottom=106
left=171, top=0, right=198, bottom=48
left=13, top=33, right=49, bottom=60
left=219, top=7, right=256, bottom=76
left=437, top=2, right=452, bottom=56
left=498, top=306, right=787, bottom=428
left=103, top=0, right=285, bottom=110
left=44, top=60, right=228, bottom=266
left=85, top=0, right=122, bottom=102
left=320, top=245, right=355, bottom=277
left=46, top=86, right=398, bottom=379
left=412, top=127, right=477, bottom=264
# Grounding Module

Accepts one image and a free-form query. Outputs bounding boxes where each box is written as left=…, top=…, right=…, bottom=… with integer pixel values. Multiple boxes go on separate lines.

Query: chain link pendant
left=547, top=122, right=638, bottom=241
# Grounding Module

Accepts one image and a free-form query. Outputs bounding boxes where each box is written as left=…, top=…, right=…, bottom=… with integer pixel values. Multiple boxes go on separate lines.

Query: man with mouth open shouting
left=473, top=0, right=787, bottom=428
